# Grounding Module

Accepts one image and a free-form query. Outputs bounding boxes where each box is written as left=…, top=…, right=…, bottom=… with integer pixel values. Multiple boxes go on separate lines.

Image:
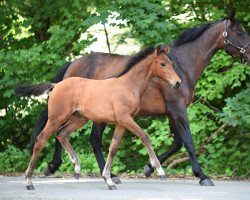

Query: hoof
left=26, top=185, right=35, bottom=190
left=199, top=178, right=215, bottom=186
left=43, top=166, right=52, bottom=177
left=111, top=176, right=122, bottom=184
left=144, top=164, right=154, bottom=177
left=108, top=185, right=117, bottom=190
left=74, top=172, right=80, bottom=180
left=159, top=175, right=166, bottom=181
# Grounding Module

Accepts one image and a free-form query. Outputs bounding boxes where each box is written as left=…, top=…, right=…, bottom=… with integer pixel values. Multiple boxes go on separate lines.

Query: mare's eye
left=160, top=62, right=166, bottom=67
left=237, top=32, right=243, bottom=36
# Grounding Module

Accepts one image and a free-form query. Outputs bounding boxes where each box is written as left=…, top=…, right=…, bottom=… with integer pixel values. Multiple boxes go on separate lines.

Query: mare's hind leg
left=56, top=115, right=88, bottom=179
left=121, top=115, right=166, bottom=180
left=102, top=125, right=125, bottom=190
left=26, top=120, right=61, bottom=190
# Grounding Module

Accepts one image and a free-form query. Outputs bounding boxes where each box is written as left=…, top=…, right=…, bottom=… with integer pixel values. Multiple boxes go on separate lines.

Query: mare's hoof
left=159, top=175, right=167, bottom=181
left=108, top=185, right=117, bottom=190
left=199, top=178, right=214, bottom=186
left=111, top=176, right=122, bottom=184
left=144, top=164, right=154, bottom=177
left=26, top=185, right=35, bottom=190
left=44, top=166, right=52, bottom=177
left=74, top=173, right=80, bottom=180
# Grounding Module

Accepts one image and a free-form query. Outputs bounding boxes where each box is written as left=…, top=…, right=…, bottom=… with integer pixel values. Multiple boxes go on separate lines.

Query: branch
left=103, top=23, right=111, bottom=53
left=195, top=95, right=222, bottom=113
left=166, top=123, right=228, bottom=169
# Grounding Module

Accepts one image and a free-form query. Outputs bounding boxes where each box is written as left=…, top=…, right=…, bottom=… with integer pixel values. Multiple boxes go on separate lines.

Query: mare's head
left=223, top=10, right=250, bottom=65
left=152, top=45, right=181, bottom=88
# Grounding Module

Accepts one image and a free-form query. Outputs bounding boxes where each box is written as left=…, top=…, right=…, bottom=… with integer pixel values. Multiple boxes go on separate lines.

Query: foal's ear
left=155, top=45, right=162, bottom=56
left=163, top=47, right=170, bottom=54
left=228, top=9, right=236, bottom=22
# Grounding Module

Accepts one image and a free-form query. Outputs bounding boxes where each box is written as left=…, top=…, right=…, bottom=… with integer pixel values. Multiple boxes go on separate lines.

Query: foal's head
left=152, top=45, right=181, bottom=88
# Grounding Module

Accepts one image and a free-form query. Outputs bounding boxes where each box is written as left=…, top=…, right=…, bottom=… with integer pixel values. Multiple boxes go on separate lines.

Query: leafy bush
left=0, top=145, right=29, bottom=173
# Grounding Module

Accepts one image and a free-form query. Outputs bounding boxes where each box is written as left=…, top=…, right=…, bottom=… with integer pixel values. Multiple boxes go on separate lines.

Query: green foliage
left=0, top=0, right=249, bottom=178
left=0, top=145, right=29, bottom=172
left=221, top=84, right=250, bottom=133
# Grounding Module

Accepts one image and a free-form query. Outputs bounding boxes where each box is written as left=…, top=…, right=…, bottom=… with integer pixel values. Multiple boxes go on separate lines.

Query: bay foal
left=16, top=46, right=181, bottom=190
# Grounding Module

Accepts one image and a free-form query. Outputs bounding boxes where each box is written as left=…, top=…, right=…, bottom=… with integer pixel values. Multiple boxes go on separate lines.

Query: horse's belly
left=82, top=99, right=116, bottom=123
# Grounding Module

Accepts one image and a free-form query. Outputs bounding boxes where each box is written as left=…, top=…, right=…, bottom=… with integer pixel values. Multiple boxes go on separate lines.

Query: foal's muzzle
left=170, top=81, right=181, bottom=89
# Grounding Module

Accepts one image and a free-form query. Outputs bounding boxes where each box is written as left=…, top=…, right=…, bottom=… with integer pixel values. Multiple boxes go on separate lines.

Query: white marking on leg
left=102, top=156, right=115, bottom=186
left=150, top=157, right=165, bottom=176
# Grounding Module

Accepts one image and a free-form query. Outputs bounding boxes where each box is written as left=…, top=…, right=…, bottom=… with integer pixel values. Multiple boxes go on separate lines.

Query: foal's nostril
left=175, top=81, right=181, bottom=88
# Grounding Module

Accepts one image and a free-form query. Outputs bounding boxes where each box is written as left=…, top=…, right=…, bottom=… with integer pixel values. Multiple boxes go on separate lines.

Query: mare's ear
left=155, top=45, right=161, bottom=56
left=228, top=9, right=236, bottom=22
left=163, top=46, right=170, bottom=54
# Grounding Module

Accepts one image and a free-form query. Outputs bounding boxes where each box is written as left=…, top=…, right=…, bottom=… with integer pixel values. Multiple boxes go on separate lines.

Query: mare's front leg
left=145, top=102, right=214, bottom=186
left=89, top=122, right=121, bottom=183
left=102, top=125, right=125, bottom=190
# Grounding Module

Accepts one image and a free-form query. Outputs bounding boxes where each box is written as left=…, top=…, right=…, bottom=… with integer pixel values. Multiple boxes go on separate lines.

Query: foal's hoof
left=44, top=166, right=52, bottom=177
left=26, top=185, right=35, bottom=190
left=144, top=164, right=154, bottom=177
left=111, top=176, right=122, bottom=184
left=74, top=172, right=80, bottom=180
left=108, top=185, right=117, bottom=190
left=159, top=175, right=167, bottom=181
left=199, top=178, right=214, bottom=186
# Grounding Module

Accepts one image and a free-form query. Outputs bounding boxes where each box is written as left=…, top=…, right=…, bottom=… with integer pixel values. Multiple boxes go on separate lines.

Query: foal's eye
left=160, top=62, right=166, bottom=67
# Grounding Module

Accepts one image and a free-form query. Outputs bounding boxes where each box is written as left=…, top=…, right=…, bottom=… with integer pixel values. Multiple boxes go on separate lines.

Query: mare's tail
left=14, top=83, right=55, bottom=97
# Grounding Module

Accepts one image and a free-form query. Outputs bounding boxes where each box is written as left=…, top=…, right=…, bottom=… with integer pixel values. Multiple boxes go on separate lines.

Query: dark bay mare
left=16, top=46, right=181, bottom=190
left=31, top=11, right=250, bottom=186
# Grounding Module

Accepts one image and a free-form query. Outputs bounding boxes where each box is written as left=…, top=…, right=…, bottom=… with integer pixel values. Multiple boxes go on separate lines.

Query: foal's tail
left=14, top=83, right=55, bottom=97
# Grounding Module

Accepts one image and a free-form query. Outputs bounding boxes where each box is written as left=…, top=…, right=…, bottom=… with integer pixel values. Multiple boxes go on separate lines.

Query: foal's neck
left=119, top=54, right=154, bottom=97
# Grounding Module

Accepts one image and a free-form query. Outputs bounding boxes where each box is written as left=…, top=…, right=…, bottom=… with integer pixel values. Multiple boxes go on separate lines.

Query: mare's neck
left=171, top=21, right=225, bottom=88
left=119, top=55, right=154, bottom=97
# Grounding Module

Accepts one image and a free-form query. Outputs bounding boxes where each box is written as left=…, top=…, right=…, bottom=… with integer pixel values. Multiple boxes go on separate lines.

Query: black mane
left=116, top=46, right=155, bottom=77
left=174, top=22, right=214, bottom=46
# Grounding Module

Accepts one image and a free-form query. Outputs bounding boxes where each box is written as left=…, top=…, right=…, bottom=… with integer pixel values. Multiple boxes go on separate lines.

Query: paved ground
left=0, top=175, right=249, bottom=200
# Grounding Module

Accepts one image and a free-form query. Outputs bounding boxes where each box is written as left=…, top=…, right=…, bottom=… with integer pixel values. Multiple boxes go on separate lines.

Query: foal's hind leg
left=26, top=120, right=60, bottom=190
left=121, top=115, right=166, bottom=179
left=102, top=125, right=125, bottom=190
left=56, top=115, right=88, bottom=179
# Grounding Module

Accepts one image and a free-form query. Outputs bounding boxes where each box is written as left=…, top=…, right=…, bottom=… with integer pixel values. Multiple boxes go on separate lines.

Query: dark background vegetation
left=0, top=0, right=249, bottom=178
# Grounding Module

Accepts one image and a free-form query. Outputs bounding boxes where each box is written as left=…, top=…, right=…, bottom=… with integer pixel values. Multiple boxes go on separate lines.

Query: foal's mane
left=116, top=46, right=155, bottom=77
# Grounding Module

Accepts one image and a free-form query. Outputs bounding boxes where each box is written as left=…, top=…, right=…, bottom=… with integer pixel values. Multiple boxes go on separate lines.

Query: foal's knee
left=109, top=145, right=119, bottom=157
left=141, top=134, right=151, bottom=145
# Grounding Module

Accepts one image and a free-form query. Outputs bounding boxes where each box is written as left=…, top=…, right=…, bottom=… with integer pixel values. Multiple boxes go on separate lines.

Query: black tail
left=14, top=83, right=55, bottom=97
left=29, top=62, right=71, bottom=154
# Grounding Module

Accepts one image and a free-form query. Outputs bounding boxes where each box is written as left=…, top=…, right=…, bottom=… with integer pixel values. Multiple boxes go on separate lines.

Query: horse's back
left=63, top=52, right=130, bottom=80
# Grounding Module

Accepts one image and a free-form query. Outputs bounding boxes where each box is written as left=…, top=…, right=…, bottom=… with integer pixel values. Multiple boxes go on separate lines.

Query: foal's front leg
left=121, top=115, right=166, bottom=179
left=102, top=125, right=125, bottom=190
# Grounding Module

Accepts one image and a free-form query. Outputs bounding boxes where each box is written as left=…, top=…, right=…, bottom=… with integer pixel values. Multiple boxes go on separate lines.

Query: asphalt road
left=0, top=176, right=249, bottom=200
